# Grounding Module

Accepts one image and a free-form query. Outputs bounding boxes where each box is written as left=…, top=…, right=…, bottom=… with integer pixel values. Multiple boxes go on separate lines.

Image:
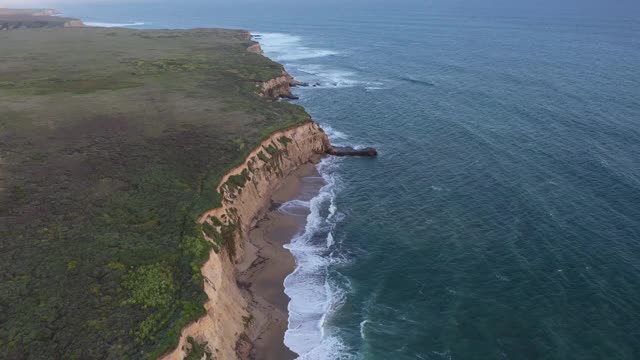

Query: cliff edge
left=0, top=27, right=318, bottom=359
left=259, top=71, right=299, bottom=100
left=161, top=121, right=330, bottom=359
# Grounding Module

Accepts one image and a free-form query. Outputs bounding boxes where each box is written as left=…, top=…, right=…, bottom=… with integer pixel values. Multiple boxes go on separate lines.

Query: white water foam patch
left=296, top=64, right=361, bottom=88
left=279, top=199, right=312, bottom=216
left=253, top=32, right=363, bottom=89
left=320, top=123, right=373, bottom=151
left=283, top=156, right=353, bottom=359
left=85, top=21, right=146, bottom=27
left=254, top=33, right=338, bottom=62
left=360, top=320, right=369, bottom=340
left=365, top=81, right=386, bottom=91
left=320, top=124, right=349, bottom=148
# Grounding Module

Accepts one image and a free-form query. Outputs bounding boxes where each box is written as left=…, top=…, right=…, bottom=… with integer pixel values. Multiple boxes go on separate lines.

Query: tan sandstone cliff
left=246, top=43, right=264, bottom=55
left=63, top=19, right=84, bottom=27
left=259, top=71, right=298, bottom=99
left=161, top=120, right=330, bottom=360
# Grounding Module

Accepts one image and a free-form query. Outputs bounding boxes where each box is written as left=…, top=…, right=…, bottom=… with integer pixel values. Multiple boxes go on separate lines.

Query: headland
left=0, top=8, right=84, bottom=29
left=0, top=12, right=375, bottom=359
left=0, top=19, right=327, bottom=358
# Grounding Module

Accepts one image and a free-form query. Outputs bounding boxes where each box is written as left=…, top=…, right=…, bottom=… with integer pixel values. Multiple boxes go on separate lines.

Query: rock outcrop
left=246, top=43, right=263, bottom=55
left=259, top=71, right=299, bottom=100
left=63, top=20, right=84, bottom=27
left=161, top=120, right=330, bottom=360
left=327, top=146, right=378, bottom=157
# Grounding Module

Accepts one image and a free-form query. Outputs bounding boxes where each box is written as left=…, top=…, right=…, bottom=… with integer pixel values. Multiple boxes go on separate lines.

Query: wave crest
left=253, top=33, right=338, bottom=61
left=85, top=21, right=146, bottom=28
left=283, top=156, right=353, bottom=359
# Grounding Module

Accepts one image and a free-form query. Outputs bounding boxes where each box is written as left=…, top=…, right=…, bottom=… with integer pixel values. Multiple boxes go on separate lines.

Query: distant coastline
left=0, top=8, right=84, bottom=29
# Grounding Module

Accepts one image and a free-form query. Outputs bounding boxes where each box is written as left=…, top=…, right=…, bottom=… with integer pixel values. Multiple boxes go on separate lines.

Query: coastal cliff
left=0, top=27, right=326, bottom=359
left=64, top=19, right=84, bottom=27
left=246, top=43, right=264, bottom=55
left=162, top=121, right=330, bottom=359
left=260, top=71, right=298, bottom=99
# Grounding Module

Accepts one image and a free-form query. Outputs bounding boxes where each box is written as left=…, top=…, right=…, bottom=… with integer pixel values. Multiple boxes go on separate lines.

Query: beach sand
left=238, top=158, right=325, bottom=359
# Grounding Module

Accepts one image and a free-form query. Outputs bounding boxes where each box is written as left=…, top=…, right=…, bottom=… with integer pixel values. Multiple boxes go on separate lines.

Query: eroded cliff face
left=260, top=71, right=297, bottom=99
left=64, top=20, right=84, bottom=27
left=161, top=121, right=330, bottom=360
left=246, top=43, right=263, bottom=55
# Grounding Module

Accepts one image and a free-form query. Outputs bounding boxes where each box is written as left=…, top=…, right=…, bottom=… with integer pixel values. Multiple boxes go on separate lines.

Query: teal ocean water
left=64, top=2, right=640, bottom=358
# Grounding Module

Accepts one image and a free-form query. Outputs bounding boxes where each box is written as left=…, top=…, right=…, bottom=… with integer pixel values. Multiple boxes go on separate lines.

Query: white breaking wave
left=281, top=156, right=354, bottom=360
left=364, top=81, right=387, bottom=91
left=279, top=199, right=312, bottom=216
left=296, top=64, right=361, bottom=88
left=256, top=31, right=359, bottom=359
left=85, top=21, right=146, bottom=28
left=360, top=320, right=369, bottom=340
left=253, top=33, right=338, bottom=61
left=326, top=232, right=335, bottom=248
left=322, top=125, right=349, bottom=142
left=254, top=32, right=362, bottom=89
left=322, top=124, right=368, bottom=150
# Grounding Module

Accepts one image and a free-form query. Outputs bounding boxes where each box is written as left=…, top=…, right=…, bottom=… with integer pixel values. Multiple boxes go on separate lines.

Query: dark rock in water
left=279, top=93, right=299, bottom=100
left=290, top=80, right=321, bottom=88
left=327, top=146, right=377, bottom=157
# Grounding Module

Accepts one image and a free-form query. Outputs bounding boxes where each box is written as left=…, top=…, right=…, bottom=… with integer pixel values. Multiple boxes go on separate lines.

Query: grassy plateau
left=0, top=27, right=309, bottom=359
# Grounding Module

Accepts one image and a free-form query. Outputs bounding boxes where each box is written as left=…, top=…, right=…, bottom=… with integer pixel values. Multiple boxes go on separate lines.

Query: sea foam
left=254, top=33, right=338, bottom=61
left=296, top=64, right=362, bottom=88
left=257, top=31, right=356, bottom=359
left=84, top=21, right=146, bottom=27
left=280, top=156, right=353, bottom=359
left=254, top=32, right=363, bottom=89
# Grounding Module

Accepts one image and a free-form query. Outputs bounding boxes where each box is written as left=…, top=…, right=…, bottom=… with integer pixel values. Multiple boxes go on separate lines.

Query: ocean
left=62, top=2, right=640, bottom=359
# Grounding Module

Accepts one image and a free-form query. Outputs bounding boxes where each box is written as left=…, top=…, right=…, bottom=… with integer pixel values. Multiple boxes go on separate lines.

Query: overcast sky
left=1, top=0, right=145, bottom=6
left=3, top=0, right=639, bottom=17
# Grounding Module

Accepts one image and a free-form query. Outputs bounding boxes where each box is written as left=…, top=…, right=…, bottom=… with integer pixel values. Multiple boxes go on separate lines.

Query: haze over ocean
left=62, top=1, right=640, bottom=358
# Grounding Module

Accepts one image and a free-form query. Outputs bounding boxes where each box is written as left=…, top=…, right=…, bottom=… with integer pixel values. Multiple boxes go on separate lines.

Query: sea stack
left=327, top=146, right=378, bottom=157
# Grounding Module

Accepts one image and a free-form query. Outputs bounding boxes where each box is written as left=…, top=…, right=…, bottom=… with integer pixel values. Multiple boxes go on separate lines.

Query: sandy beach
left=237, top=157, right=325, bottom=359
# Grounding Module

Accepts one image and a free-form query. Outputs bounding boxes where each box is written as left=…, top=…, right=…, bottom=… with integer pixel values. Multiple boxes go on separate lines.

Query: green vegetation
left=242, top=314, right=254, bottom=328
left=265, top=143, right=279, bottom=156
left=0, top=76, right=141, bottom=95
left=184, top=337, right=213, bottom=360
left=224, top=169, right=251, bottom=194
left=209, top=216, right=223, bottom=227
left=257, top=150, right=270, bottom=163
left=278, top=135, right=293, bottom=145
left=201, top=222, right=219, bottom=241
left=0, top=27, right=310, bottom=359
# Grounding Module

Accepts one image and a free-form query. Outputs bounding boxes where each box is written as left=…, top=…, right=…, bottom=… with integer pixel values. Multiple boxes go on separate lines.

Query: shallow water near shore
left=63, top=3, right=640, bottom=359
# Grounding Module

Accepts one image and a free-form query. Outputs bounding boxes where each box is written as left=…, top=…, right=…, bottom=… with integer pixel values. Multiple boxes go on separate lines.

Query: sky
left=1, top=0, right=128, bottom=5
left=2, top=0, right=639, bottom=17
